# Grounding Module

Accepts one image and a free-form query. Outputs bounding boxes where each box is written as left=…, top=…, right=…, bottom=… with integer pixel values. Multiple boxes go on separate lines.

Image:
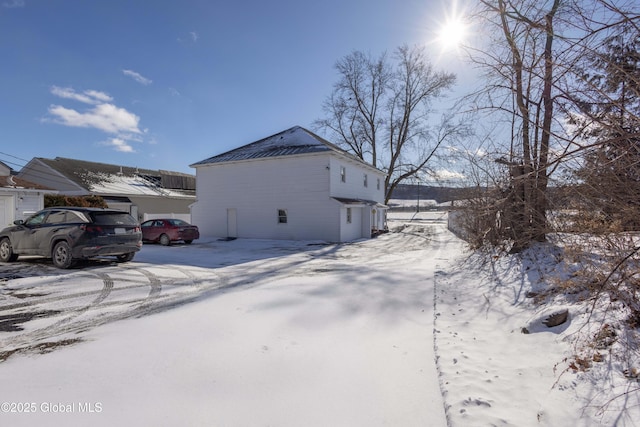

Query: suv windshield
left=25, top=212, right=47, bottom=226
left=90, top=212, right=138, bottom=226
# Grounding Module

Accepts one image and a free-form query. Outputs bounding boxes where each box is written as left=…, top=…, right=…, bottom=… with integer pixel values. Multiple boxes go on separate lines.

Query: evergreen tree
left=577, top=25, right=640, bottom=230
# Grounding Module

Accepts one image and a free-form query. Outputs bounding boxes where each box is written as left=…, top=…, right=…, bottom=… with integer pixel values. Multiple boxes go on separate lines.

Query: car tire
left=159, top=234, right=171, bottom=246
left=52, top=241, right=74, bottom=269
left=116, top=252, right=135, bottom=263
left=0, top=238, right=18, bottom=262
left=184, top=240, right=193, bottom=244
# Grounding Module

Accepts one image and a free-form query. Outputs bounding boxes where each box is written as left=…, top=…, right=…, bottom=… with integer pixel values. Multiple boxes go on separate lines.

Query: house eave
left=332, top=197, right=388, bottom=209
left=0, top=188, right=57, bottom=194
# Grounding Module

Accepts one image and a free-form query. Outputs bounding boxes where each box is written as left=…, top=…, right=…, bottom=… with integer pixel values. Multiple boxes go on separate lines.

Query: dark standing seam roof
left=34, top=157, right=196, bottom=192
left=190, top=126, right=378, bottom=170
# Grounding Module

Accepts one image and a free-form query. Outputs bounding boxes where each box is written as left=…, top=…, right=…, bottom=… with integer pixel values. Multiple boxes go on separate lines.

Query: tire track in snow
left=0, top=271, right=117, bottom=353
left=0, top=266, right=229, bottom=357
left=129, top=268, right=162, bottom=306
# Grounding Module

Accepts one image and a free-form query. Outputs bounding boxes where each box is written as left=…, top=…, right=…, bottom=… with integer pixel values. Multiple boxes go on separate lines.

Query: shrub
left=44, top=194, right=108, bottom=208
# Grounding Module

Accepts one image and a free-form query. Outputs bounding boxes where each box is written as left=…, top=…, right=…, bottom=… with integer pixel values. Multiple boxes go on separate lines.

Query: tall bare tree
left=461, top=0, right=640, bottom=250
left=314, top=45, right=460, bottom=204
left=469, top=0, right=562, bottom=249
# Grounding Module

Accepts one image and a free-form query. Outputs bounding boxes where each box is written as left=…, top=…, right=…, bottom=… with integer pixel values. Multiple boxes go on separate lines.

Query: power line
left=0, top=154, right=76, bottom=188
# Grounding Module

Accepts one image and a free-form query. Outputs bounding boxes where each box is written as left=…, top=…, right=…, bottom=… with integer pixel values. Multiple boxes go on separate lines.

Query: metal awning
left=332, top=197, right=388, bottom=209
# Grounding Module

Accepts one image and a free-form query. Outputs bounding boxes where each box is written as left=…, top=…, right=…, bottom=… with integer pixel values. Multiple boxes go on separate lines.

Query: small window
left=364, top=174, right=368, bottom=187
left=346, top=208, right=352, bottom=224
left=278, top=209, right=288, bottom=224
left=44, top=211, right=67, bottom=224
left=340, top=166, right=346, bottom=183
left=377, top=178, right=381, bottom=190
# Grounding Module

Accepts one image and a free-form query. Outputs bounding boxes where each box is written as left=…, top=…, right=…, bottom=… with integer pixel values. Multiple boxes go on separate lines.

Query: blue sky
left=0, top=0, right=471, bottom=174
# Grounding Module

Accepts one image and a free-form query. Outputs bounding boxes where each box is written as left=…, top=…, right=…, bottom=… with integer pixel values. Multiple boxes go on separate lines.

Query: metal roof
left=30, top=157, right=196, bottom=195
left=191, top=126, right=376, bottom=169
left=332, top=197, right=388, bottom=208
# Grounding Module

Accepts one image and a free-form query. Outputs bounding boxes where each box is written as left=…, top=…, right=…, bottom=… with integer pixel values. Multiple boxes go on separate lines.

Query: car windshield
left=25, top=212, right=48, bottom=226
left=90, top=212, right=138, bottom=226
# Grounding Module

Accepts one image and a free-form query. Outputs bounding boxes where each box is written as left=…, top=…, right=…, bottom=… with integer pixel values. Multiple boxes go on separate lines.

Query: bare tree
left=465, top=0, right=562, bottom=250
left=460, top=0, right=640, bottom=250
left=314, top=45, right=461, bottom=204
left=456, top=0, right=640, bottom=406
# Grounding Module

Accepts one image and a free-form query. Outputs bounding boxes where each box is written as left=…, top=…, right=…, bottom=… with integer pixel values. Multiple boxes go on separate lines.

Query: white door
left=227, top=208, right=237, bottom=238
left=0, top=196, right=12, bottom=228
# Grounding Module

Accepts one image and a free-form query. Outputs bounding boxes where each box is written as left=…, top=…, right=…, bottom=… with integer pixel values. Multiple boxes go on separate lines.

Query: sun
left=437, top=17, right=468, bottom=50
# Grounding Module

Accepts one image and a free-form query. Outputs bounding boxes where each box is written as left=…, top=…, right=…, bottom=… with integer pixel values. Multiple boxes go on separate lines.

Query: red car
left=140, top=219, right=200, bottom=246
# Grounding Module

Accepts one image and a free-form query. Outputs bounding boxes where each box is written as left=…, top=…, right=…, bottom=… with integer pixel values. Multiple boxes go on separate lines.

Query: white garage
left=0, top=162, right=48, bottom=228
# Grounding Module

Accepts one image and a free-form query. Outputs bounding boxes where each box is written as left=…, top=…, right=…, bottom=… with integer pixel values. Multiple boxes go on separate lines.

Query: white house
left=0, top=162, right=49, bottom=228
left=190, top=126, right=387, bottom=242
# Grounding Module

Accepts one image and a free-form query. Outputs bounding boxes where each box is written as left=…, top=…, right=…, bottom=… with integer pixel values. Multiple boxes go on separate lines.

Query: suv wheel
left=0, top=238, right=18, bottom=262
left=52, top=241, right=74, bottom=269
left=116, top=252, right=135, bottom=263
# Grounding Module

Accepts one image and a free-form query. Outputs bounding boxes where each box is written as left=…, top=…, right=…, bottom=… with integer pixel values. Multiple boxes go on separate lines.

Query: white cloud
left=2, top=0, right=25, bottom=8
left=102, top=137, right=135, bottom=153
left=423, top=169, right=466, bottom=183
left=84, top=89, right=113, bottom=103
left=47, top=103, right=141, bottom=135
left=50, top=86, right=113, bottom=105
left=168, top=87, right=181, bottom=97
left=122, top=69, right=152, bottom=85
left=177, top=31, right=199, bottom=43
left=46, top=85, right=146, bottom=154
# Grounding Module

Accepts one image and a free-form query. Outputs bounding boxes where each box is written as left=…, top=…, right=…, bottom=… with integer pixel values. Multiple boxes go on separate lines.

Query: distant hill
left=390, top=184, right=472, bottom=204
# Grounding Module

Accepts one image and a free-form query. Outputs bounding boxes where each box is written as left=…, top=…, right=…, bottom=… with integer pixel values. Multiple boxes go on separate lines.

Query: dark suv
left=0, top=207, right=142, bottom=269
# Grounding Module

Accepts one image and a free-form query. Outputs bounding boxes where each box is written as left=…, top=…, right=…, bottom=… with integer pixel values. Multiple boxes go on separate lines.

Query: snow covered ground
left=0, top=212, right=638, bottom=426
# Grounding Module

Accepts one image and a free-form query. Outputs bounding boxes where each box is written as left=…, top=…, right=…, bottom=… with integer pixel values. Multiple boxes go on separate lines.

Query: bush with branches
left=44, top=194, right=108, bottom=208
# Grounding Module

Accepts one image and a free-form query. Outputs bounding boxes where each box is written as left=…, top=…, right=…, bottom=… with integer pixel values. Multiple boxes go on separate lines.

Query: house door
left=0, top=196, right=11, bottom=228
left=372, top=209, right=377, bottom=232
left=227, top=208, right=237, bottom=238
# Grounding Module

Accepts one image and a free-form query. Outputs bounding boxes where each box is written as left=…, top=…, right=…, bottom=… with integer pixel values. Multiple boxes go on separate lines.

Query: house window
left=278, top=209, right=288, bottom=224
left=346, top=208, right=352, bottom=224
left=340, top=166, right=346, bottom=183
left=364, top=174, right=368, bottom=187
left=377, top=178, right=381, bottom=190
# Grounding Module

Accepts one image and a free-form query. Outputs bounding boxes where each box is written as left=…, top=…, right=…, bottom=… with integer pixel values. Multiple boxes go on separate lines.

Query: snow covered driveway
left=0, top=212, right=457, bottom=426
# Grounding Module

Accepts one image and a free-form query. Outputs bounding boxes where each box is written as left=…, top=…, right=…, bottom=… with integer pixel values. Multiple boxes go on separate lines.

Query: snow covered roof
left=81, top=172, right=193, bottom=197
left=29, top=157, right=195, bottom=197
left=191, top=126, right=377, bottom=170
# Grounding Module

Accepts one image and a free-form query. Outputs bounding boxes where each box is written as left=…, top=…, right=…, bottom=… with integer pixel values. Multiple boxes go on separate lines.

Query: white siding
left=143, top=213, right=191, bottom=222
left=192, top=154, right=341, bottom=241
left=340, top=206, right=363, bottom=242
left=0, top=191, right=45, bottom=226
left=329, top=156, right=387, bottom=239
left=328, top=156, right=385, bottom=203
left=16, top=193, right=43, bottom=220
